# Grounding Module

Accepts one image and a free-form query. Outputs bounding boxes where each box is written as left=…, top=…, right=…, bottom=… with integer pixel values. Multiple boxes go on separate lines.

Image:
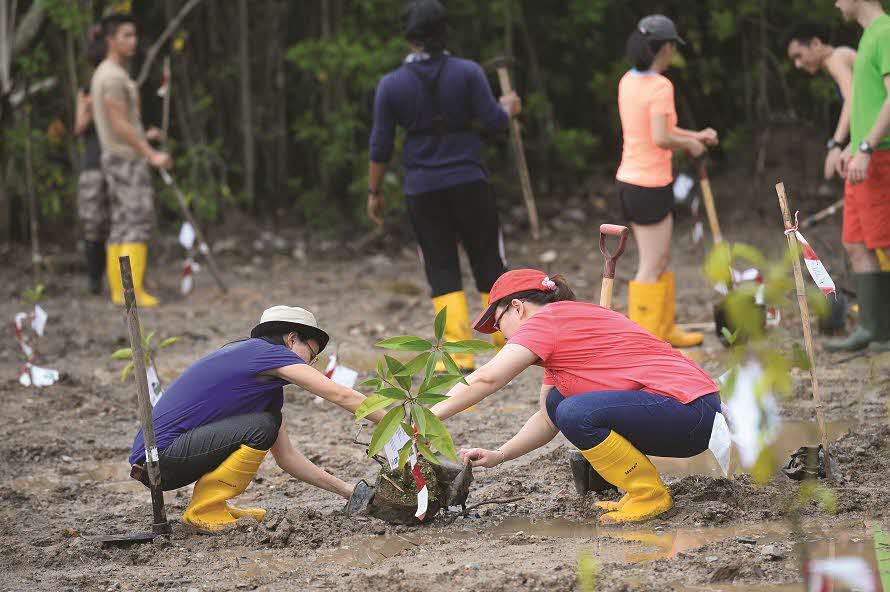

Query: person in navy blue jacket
left=367, top=0, right=522, bottom=371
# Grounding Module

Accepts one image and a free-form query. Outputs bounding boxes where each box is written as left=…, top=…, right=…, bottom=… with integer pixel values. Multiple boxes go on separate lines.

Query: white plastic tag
left=32, top=305, right=48, bottom=336
left=673, top=173, right=694, bottom=203
left=708, top=412, right=732, bottom=477
left=384, top=426, right=416, bottom=470
left=178, top=222, right=196, bottom=250
left=19, top=364, right=60, bottom=387
left=147, top=365, right=164, bottom=406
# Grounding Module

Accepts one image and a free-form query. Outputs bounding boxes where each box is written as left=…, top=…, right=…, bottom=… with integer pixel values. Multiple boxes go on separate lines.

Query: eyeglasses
left=492, top=303, right=515, bottom=332
left=307, top=343, right=319, bottom=364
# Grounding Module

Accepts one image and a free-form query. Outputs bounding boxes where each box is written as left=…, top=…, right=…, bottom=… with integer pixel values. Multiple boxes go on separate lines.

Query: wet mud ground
left=0, top=197, right=888, bottom=591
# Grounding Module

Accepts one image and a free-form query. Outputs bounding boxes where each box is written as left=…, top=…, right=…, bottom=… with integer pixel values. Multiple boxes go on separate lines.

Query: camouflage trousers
left=101, top=153, right=155, bottom=244
left=77, top=168, right=110, bottom=242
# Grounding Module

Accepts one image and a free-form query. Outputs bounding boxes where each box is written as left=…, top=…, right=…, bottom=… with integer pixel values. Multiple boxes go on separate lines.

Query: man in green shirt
left=828, top=0, right=890, bottom=352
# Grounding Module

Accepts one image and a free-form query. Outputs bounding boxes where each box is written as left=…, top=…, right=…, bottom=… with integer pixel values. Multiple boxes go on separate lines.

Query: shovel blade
left=87, top=531, right=159, bottom=546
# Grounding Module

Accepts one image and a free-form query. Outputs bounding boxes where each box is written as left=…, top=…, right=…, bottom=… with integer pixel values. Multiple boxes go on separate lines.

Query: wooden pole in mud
left=774, top=182, right=832, bottom=481
left=120, top=256, right=171, bottom=534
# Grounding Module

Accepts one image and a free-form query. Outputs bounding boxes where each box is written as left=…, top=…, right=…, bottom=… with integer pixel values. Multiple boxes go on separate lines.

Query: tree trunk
left=238, top=0, right=255, bottom=208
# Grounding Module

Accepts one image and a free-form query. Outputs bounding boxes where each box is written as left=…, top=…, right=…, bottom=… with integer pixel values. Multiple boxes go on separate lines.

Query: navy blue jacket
left=370, top=53, right=509, bottom=196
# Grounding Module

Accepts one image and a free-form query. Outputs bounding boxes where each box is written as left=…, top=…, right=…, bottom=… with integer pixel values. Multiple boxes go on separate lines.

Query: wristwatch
left=858, top=140, right=874, bottom=155
left=826, top=138, right=842, bottom=151
left=368, top=187, right=381, bottom=196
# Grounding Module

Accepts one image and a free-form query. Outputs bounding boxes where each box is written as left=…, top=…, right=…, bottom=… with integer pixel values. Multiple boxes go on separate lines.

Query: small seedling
left=111, top=328, right=179, bottom=383
left=356, top=307, right=494, bottom=469
left=21, top=284, right=45, bottom=304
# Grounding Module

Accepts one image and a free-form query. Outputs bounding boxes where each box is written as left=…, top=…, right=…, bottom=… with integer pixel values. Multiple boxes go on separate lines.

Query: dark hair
left=495, top=274, right=576, bottom=311
left=87, top=36, right=107, bottom=68
left=402, top=0, right=448, bottom=52
left=101, top=14, right=135, bottom=39
left=626, top=29, right=669, bottom=70
left=225, top=330, right=314, bottom=350
left=783, top=22, right=826, bottom=49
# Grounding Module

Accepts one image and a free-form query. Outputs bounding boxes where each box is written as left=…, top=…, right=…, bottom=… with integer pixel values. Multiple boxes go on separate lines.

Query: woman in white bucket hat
left=128, top=305, right=384, bottom=532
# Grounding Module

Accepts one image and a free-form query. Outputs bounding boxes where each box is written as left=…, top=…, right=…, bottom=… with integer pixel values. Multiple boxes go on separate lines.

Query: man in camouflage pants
left=91, top=14, right=171, bottom=307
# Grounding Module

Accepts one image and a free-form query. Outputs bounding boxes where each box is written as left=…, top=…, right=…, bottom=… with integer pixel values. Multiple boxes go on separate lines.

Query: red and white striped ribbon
left=410, top=453, right=429, bottom=521
left=785, top=212, right=837, bottom=298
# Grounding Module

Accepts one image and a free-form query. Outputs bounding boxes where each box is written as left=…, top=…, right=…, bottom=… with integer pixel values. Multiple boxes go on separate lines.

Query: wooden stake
left=698, top=160, right=723, bottom=244
left=496, top=67, right=540, bottom=240
left=120, top=256, right=171, bottom=534
left=775, top=182, right=832, bottom=480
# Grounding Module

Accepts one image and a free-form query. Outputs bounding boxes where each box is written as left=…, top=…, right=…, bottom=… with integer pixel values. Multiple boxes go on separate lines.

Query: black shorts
left=617, top=181, right=674, bottom=225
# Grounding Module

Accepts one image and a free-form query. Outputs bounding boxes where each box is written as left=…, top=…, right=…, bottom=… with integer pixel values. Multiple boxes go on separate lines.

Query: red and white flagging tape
left=785, top=211, right=837, bottom=299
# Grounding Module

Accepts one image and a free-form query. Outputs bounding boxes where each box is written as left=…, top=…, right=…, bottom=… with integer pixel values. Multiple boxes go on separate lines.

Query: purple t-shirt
left=129, top=338, right=305, bottom=464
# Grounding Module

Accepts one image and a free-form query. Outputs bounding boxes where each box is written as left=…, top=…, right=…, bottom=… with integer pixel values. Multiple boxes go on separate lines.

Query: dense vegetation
left=0, top=0, right=863, bottom=243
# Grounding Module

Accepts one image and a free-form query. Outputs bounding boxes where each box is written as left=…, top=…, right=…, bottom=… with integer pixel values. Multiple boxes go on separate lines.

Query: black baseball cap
left=638, top=15, right=686, bottom=45
left=402, top=0, right=446, bottom=39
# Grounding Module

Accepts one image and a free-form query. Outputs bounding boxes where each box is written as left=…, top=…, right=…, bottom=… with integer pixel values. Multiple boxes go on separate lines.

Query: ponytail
left=626, top=29, right=667, bottom=71
left=496, top=274, right=576, bottom=309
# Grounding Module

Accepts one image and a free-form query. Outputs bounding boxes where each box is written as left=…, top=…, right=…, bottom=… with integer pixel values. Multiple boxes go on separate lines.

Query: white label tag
left=708, top=412, right=732, bottom=477
left=692, top=221, right=704, bottom=245
left=330, top=365, right=358, bottom=389
left=146, top=365, right=164, bottom=406
left=178, top=222, right=196, bottom=250
left=145, top=447, right=159, bottom=463
left=384, top=427, right=415, bottom=470
left=32, top=305, right=48, bottom=336
left=673, top=173, right=694, bottom=203
left=19, top=364, right=60, bottom=387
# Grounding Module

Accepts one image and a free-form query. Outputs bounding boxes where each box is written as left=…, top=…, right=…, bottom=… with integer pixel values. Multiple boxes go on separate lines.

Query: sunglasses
left=492, top=302, right=517, bottom=332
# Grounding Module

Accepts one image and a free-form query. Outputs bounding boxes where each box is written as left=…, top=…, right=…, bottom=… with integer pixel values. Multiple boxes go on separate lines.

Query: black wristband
left=368, top=188, right=381, bottom=197
left=826, top=138, right=841, bottom=151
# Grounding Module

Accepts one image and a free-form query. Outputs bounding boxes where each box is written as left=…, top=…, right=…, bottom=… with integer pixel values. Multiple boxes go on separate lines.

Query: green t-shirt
left=852, top=14, right=890, bottom=152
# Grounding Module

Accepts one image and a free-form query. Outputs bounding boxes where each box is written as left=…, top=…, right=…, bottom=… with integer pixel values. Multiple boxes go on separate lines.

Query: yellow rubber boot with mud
left=182, top=445, right=268, bottom=532
left=660, top=272, right=703, bottom=348
left=432, top=291, right=474, bottom=371
left=481, top=292, right=507, bottom=349
left=627, top=280, right=668, bottom=340
left=107, top=243, right=123, bottom=304
left=581, top=431, right=673, bottom=524
left=117, top=243, right=160, bottom=308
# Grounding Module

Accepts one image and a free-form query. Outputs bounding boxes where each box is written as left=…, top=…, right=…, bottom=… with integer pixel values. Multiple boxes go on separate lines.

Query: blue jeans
left=545, top=388, right=721, bottom=458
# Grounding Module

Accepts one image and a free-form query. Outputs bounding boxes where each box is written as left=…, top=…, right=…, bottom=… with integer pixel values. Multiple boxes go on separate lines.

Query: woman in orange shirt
left=616, top=15, right=719, bottom=347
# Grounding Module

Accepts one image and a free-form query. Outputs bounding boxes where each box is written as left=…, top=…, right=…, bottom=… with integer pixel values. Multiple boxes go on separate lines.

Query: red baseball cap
left=473, top=269, right=559, bottom=334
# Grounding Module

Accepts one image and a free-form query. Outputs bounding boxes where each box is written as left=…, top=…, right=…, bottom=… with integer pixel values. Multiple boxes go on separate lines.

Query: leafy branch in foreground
left=355, top=306, right=494, bottom=469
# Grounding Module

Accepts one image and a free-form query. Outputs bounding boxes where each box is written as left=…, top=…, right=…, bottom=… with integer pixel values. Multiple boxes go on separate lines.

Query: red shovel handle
left=599, top=224, right=629, bottom=279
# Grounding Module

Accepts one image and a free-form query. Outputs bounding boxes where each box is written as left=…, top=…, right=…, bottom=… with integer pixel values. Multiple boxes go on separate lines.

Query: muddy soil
left=0, top=185, right=888, bottom=591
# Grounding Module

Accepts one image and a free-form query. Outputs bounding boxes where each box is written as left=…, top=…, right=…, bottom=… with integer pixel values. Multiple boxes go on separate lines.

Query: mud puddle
left=321, top=517, right=877, bottom=573
left=653, top=420, right=851, bottom=478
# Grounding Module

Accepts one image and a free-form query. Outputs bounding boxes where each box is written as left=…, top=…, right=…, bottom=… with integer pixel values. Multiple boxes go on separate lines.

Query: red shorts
left=843, top=150, right=890, bottom=249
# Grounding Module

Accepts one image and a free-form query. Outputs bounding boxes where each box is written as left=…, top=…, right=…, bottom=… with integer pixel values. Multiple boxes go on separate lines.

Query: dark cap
left=638, top=14, right=685, bottom=45
left=402, top=0, right=446, bottom=39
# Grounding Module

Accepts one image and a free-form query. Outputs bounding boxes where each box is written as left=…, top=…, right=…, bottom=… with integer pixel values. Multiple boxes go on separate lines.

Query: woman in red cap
left=617, top=15, right=719, bottom=347
left=432, top=269, right=721, bottom=524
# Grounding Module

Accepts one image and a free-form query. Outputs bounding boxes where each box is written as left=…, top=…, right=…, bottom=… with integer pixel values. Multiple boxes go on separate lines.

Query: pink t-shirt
left=615, top=70, right=677, bottom=188
left=509, top=301, right=718, bottom=404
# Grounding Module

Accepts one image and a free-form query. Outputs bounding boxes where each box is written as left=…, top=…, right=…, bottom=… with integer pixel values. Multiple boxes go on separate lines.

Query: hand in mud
left=460, top=447, right=504, bottom=468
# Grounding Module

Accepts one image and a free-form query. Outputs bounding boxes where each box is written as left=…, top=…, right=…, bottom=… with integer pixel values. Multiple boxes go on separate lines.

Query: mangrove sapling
left=111, top=327, right=179, bottom=406
left=354, top=306, right=494, bottom=522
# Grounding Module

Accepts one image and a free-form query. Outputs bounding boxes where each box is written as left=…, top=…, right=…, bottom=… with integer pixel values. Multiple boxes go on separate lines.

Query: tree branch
left=136, top=0, right=204, bottom=87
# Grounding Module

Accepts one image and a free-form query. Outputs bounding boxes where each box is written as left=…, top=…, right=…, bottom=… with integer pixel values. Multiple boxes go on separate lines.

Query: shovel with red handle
left=569, top=223, right=630, bottom=497
left=598, top=224, right=630, bottom=309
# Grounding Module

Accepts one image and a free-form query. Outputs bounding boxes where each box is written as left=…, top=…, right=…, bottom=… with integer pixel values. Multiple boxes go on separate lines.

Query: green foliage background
left=0, top=0, right=868, bottom=241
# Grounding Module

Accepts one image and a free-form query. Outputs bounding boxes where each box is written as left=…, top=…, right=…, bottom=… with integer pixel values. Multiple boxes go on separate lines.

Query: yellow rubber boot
left=627, top=280, right=668, bottom=340
left=580, top=431, right=673, bottom=524
left=660, top=272, right=703, bottom=348
left=118, top=243, right=160, bottom=308
left=481, top=293, right=507, bottom=349
left=182, top=445, right=268, bottom=532
left=878, top=249, right=890, bottom=272
left=433, top=291, right=474, bottom=371
left=107, top=243, right=123, bottom=305
left=595, top=494, right=630, bottom=512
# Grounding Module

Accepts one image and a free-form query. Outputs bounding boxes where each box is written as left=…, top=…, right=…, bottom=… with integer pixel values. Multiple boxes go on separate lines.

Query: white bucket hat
left=250, top=306, right=330, bottom=353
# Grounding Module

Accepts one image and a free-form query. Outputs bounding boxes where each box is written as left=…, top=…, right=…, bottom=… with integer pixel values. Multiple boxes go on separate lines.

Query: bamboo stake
left=120, top=255, right=171, bottom=534
left=775, top=182, right=832, bottom=480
